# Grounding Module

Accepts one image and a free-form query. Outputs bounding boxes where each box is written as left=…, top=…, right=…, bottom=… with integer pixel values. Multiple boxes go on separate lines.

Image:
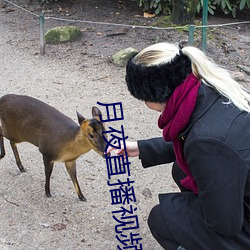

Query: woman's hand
left=106, top=141, right=139, bottom=158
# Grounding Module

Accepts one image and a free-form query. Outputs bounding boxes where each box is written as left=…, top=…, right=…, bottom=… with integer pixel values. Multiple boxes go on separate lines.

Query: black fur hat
left=125, top=52, right=192, bottom=103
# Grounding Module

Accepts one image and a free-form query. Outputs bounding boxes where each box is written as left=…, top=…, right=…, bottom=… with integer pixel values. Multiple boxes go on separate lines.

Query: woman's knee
left=148, top=204, right=161, bottom=232
left=148, top=205, right=179, bottom=249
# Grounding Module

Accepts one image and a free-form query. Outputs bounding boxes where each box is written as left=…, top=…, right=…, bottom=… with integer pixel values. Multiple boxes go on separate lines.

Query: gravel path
left=0, top=4, right=175, bottom=250
left=0, top=1, right=249, bottom=249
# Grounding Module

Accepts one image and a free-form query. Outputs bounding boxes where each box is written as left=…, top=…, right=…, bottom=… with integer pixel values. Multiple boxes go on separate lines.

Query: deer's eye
left=89, top=133, right=94, bottom=139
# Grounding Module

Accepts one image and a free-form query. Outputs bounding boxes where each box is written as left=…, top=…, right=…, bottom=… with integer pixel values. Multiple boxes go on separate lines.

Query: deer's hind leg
left=65, top=161, right=86, bottom=202
left=0, top=126, right=5, bottom=159
left=10, top=141, right=26, bottom=172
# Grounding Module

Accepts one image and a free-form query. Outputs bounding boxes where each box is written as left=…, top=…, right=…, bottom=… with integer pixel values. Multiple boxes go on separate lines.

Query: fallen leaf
left=143, top=12, right=155, bottom=18
left=51, top=223, right=67, bottom=231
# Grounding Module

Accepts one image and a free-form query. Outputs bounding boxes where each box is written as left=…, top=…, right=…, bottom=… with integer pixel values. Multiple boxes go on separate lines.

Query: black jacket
left=138, top=84, right=250, bottom=249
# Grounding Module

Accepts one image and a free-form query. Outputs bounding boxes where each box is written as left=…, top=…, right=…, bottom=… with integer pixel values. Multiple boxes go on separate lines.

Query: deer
left=0, top=94, right=109, bottom=202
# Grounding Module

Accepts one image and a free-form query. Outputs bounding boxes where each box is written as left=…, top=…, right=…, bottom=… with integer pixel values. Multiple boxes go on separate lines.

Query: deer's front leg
left=43, top=155, right=54, bottom=198
left=65, top=160, right=86, bottom=201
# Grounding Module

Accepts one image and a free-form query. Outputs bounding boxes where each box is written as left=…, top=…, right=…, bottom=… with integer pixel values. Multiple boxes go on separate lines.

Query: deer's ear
left=92, top=106, right=102, bottom=117
left=76, top=111, right=85, bottom=125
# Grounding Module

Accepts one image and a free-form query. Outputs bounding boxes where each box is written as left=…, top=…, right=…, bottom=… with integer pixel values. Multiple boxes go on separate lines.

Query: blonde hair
left=134, top=42, right=250, bottom=113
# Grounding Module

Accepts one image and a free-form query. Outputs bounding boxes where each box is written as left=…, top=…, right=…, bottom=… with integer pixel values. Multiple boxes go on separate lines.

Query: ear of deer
left=92, top=106, right=102, bottom=118
left=76, top=111, right=85, bottom=125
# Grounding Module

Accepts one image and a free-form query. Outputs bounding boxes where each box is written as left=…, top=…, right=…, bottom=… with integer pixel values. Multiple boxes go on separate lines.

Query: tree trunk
left=171, top=0, right=198, bottom=25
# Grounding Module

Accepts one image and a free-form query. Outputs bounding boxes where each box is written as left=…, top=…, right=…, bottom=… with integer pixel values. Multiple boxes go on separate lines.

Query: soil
left=0, top=0, right=249, bottom=249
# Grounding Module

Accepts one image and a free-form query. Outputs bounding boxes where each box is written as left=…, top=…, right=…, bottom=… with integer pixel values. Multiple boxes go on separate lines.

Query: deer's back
left=0, top=94, right=79, bottom=147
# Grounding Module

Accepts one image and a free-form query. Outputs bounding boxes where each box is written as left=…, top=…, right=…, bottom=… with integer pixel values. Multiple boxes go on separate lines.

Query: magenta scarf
left=158, top=73, right=201, bottom=194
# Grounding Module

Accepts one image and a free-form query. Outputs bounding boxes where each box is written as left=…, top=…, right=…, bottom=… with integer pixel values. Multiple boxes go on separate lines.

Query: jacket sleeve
left=137, top=137, right=175, bottom=168
left=185, top=136, right=248, bottom=237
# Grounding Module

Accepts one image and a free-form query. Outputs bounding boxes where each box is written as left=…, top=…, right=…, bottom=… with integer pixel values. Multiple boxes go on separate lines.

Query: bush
left=136, top=0, right=250, bottom=17
left=136, top=0, right=172, bottom=15
left=212, top=0, right=250, bottom=17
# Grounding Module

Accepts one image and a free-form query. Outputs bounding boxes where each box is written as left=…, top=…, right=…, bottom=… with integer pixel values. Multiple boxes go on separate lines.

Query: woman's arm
left=138, top=137, right=175, bottom=168
left=106, top=137, right=175, bottom=168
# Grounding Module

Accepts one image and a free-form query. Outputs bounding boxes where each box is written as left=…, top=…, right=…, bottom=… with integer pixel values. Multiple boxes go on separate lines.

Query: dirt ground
left=0, top=0, right=249, bottom=249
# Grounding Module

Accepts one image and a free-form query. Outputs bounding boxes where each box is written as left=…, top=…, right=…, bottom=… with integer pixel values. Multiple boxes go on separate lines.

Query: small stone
left=45, top=26, right=82, bottom=44
left=231, top=71, right=247, bottom=82
left=112, top=47, right=138, bottom=67
left=0, top=0, right=6, bottom=8
left=142, top=187, right=152, bottom=198
left=39, top=223, right=50, bottom=228
left=236, top=65, right=250, bottom=76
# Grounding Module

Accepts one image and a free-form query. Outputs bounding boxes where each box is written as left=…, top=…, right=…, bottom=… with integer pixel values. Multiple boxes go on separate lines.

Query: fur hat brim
left=125, top=53, right=192, bottom=103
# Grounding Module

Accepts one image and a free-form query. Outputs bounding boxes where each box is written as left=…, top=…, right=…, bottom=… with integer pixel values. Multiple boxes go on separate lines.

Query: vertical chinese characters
left=97, top=102, right=143, bottom=250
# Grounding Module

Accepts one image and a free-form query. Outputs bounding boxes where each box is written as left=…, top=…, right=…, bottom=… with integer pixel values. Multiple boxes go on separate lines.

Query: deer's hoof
left=46, top=193, right=52, bottom=198
left=79, top=196, right=87, bottom=202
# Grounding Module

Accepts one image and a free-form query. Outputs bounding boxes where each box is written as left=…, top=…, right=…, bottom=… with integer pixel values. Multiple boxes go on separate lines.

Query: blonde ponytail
left=182, top=46, right=250, bottom=112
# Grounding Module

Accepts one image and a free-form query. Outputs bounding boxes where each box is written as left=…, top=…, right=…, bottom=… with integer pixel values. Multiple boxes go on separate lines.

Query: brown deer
left=0, top=94, right=109, bottom=201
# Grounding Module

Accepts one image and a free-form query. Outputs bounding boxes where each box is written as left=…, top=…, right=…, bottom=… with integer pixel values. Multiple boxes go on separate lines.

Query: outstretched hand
left=106, top=141, right=139, bottom=158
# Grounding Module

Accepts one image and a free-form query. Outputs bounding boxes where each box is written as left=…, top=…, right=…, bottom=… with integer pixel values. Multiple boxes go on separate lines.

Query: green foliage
left=239, top=0, right=250, bottom=9
left=136, top=0, right=250, bottom=18
left=197, top=0, right=216, bottom=15
left=136, top=0, right=172, bottom=15
left=213, top=0, right=237, bottom=17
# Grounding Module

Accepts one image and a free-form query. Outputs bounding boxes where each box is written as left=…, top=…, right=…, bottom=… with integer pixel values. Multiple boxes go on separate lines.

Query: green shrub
left=136, top=0, right=172, bottom=15
left=196, top=0, right=216, bottom=15
left=136, top=0, right=250, bottom=17
left=213, top=0, right=250, bottom=17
